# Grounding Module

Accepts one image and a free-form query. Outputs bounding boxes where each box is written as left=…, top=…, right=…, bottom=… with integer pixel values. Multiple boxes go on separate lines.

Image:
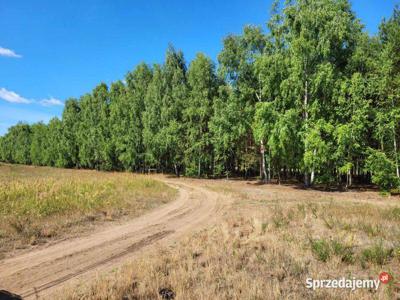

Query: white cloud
left=39, top=97, right=64, bottom=107
left=0, top=88, right=64, bottom=107
left=0, top=47, right=22, bottom=58
left=0, top=88, right=31, bottom=104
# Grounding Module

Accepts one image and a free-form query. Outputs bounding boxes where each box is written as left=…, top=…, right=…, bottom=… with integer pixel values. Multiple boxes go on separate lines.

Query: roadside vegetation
left=0, top=163, right=176, bottom=256
left=63, top=181, right=400, bottom=300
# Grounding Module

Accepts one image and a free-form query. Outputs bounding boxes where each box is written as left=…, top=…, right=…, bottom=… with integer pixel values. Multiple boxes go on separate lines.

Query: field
left=63, top=180, right=400, bottom=300
left=0, top=164, right=176, bottom=257
left=1, top=165, right=399, bottom=299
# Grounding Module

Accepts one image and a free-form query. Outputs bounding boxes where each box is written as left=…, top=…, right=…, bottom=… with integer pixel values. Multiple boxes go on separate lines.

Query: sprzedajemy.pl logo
left=306, top=272, right=398, bottom=291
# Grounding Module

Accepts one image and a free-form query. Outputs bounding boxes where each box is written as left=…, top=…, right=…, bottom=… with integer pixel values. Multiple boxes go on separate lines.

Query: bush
left=365, top=149, right=400, bottom=191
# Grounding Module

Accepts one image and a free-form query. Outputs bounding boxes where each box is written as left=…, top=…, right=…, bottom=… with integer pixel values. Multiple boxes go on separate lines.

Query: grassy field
left=0, top=164, right=176, bottom=256
left=65, top=181, right=400, bottom=300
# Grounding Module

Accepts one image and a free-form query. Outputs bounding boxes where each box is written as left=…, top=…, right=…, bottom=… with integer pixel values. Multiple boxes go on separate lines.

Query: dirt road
left=0, top=177, right=227, bottom=299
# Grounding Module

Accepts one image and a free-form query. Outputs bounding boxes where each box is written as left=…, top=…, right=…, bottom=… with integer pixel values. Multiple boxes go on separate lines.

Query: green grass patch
left=360, top=242, right=394, bottom=266
left=310, top=239, right=331, bottom=262
left=310, top=238, right=355, bottom=264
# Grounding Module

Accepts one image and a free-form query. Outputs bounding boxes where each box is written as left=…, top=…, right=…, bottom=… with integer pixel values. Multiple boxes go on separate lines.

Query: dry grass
left=0, top=163, right=176, bottom=256
left=64, top=180, right=400, bottom=300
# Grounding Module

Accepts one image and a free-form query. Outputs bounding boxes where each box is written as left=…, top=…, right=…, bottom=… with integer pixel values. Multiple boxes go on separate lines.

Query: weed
left=310, top=239, right=355, bottom=264
left=361, top=242, right=393, bottom=266
left=331, top=240, right=355, bottom=264
left=310, top=239, right=331, bottom=262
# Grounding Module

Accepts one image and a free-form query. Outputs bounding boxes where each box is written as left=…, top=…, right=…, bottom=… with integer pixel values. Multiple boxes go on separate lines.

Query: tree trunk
left=174, top=163, right=180, bottom=177
left=310, top=170, right=315, bottom=185
left=267, top=148, right=271, bottom=182
left=356, top=160, right=359, bottom=176
left=277, top=169, right=281, bottom=185
left=198, top=157, right=201, bottom=178
left=346, top=169, right=352, bottom=188
left=393, top=127, right=399, bottom=178
left=304, top=173, right=309, bottom=187
left=310, top=148, right=316, bottom=185
left=260, top=139, right=267, bottom=182
left=310, top=149, right=317, bottom=185
left=349, top=169, right=352, bottom=187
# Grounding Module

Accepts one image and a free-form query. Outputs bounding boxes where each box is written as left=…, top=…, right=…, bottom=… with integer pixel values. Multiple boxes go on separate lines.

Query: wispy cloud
left=0, top=87, right=64, bottom=107
left=40, top=97, right=64, bottom=107
left=0, top=47, right=22, bottom=58
left=0, top=88, right=31, bottom=104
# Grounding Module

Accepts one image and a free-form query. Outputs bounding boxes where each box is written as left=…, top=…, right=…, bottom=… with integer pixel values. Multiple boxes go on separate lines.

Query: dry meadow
left=0, top=164, right=176, bottom=257
left=64, top=180, right=400, bottom=300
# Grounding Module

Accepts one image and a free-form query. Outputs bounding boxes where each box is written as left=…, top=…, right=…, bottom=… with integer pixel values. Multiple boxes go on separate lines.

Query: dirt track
left=0, top=177, right=227, bottom=299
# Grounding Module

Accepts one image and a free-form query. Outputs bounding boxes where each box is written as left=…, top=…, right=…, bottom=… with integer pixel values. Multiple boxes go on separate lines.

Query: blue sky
left=0, top=0, right=398, bottom=135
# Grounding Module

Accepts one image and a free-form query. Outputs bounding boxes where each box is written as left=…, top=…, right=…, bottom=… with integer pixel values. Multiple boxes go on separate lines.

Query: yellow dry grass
left=0, top=163, right=176, bottom=256
left=65, top=180, right=400, bottom=300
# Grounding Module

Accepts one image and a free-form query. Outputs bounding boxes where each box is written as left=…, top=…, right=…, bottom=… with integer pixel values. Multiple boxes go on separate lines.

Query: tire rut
left=19, top=230, right=174, bottom=298
left=0, top=177, right=227, bottom=299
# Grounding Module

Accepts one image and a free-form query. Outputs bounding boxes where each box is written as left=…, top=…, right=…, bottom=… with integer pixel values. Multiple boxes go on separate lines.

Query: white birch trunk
left=260, top=139, right=267, bottom=182
left=310, top=149, right=316, bottom=185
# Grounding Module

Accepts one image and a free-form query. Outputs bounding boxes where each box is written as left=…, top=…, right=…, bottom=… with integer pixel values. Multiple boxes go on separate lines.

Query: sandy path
left=0, top=177, right=227, bottom=299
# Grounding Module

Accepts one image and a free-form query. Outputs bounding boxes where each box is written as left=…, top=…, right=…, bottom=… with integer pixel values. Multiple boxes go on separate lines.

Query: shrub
left=365, top=149, right=400, bottom=191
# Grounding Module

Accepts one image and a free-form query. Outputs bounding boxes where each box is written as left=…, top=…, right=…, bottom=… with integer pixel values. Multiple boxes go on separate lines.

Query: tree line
left=1, top=0, right=399, bottom=190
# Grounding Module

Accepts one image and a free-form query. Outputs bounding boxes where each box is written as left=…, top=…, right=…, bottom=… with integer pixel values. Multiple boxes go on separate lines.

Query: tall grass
left=0, top=164, right=176, bottom=254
